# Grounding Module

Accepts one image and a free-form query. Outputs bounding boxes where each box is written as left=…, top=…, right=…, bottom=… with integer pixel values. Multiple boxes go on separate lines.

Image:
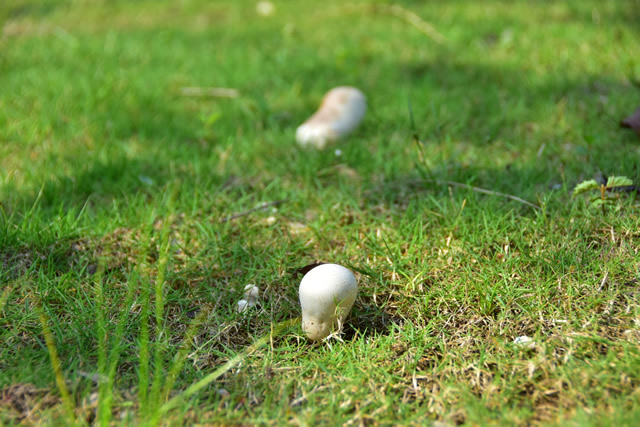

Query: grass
left=1, top=0, right=640, bottom=424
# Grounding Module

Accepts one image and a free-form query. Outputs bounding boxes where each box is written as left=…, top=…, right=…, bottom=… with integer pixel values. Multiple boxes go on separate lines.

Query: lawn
left=1, top=0, right=640, bottom=424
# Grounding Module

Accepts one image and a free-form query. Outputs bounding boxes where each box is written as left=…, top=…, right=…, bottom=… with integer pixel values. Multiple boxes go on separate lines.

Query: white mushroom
left=298, top=264, right=358, bottom=340
left=236, top=284, right=260, bottom=313
left=296, top=87, right=366, bottom=149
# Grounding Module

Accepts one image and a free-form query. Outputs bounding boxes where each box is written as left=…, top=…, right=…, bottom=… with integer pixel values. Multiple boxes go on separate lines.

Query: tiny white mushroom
left=236, top=284, right=260, bottom=313
left=296, top=87, right=366, bottom=150
left=299, top=264, right=358, bottom=340
left=236, top=299, right=251, bottom=313
left=243, top=284, right=259, bottom=301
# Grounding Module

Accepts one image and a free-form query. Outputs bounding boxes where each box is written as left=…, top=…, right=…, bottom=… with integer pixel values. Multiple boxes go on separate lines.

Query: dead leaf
left=621, top=106, right=640, bottom=136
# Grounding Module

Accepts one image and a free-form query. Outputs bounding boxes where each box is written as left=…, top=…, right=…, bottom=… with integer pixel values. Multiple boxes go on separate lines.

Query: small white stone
left=513, top=336, right=535, bottom=348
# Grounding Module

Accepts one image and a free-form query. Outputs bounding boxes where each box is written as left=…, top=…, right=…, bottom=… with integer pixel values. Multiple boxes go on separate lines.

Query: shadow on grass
left=0, top=242, right=91, bottom=282
left=343, top=299, right=405, bottom=341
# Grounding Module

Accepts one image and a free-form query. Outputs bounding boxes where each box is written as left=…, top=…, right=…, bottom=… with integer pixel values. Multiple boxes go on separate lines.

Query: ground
left=1, top=0, right=640, bottom=425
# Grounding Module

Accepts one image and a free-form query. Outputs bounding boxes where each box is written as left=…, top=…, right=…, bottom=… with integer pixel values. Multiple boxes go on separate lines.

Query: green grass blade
left=38, top=308, right=76, bottom=423
left=155, top=317, right=299, bottom=419
left=93, top=258, right=110, bottom=426
left=137, top=240, right=153, bottom=418
left=149, top=223, right=172, bottom=413
left=160, top=307, right=211, bottom=402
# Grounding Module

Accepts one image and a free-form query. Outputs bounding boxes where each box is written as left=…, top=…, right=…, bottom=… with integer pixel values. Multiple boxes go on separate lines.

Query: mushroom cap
left=299, top=263, right=358, bottom=340
left=242, top=284, right=259, bottom=300
left=236, top=284, right=260, bottom=313
left=296, top=87, right=367, bottom=149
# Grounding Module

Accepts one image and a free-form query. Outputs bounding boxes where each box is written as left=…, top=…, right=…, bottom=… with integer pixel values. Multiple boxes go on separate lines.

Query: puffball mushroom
left=299, top=264, right=358, bottom=340
left=296, top=87, right=366, bottom=150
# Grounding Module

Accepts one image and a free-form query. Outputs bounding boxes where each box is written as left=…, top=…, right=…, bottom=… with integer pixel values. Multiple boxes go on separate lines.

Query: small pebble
left=513, top=336, right=535, bottom=349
